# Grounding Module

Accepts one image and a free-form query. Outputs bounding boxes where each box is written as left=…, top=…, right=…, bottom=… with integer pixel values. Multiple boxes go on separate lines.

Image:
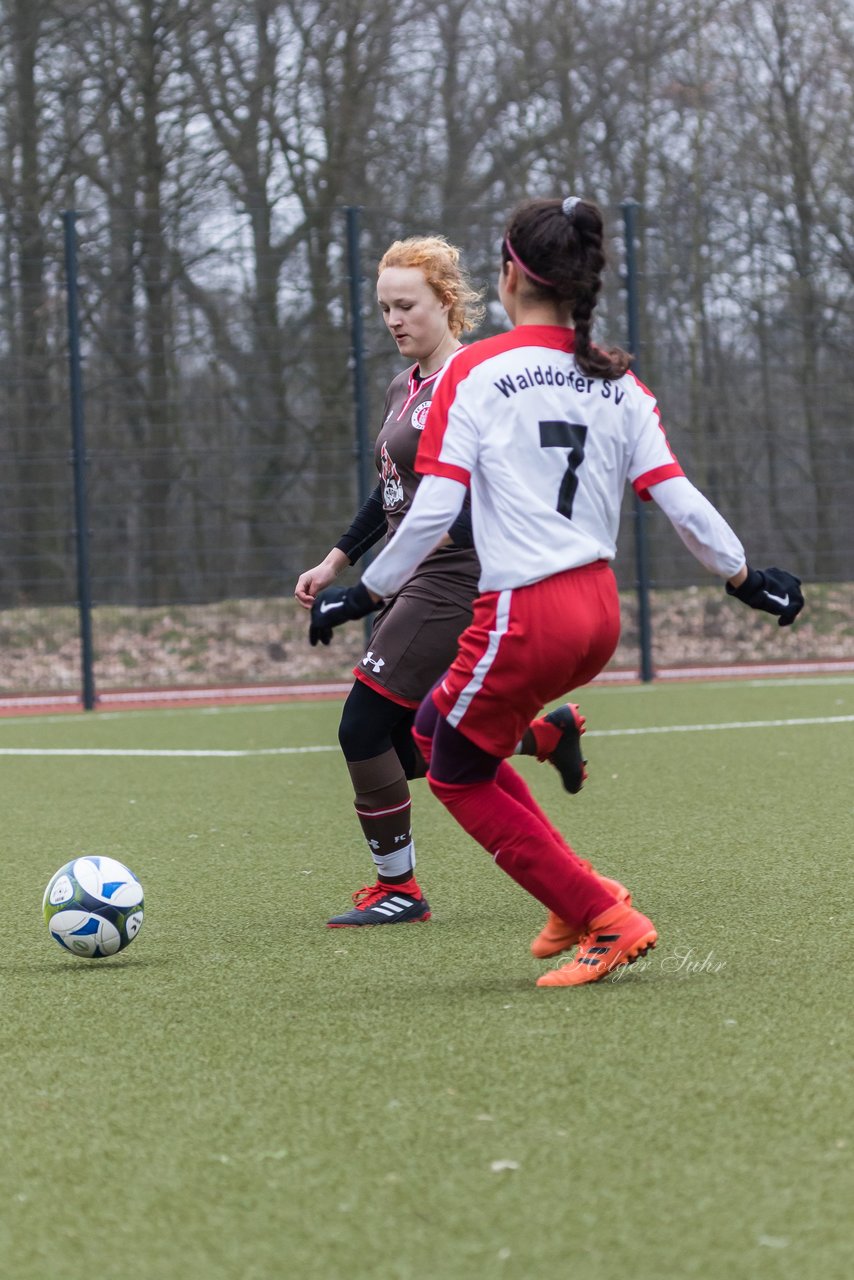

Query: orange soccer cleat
left=536, top=901, right=657, bottom=987
left=530, top=875, right=632, bottom=958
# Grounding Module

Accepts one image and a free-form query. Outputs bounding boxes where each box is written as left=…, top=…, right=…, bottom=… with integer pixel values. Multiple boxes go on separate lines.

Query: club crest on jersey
left=380, top=441, right=404, bottom=509
left=411, top=400, right=431, bottom=431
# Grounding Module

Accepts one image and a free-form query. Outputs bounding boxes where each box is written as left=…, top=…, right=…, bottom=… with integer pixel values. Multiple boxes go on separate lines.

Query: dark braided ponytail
left=502, top=197, right=631, bottom=379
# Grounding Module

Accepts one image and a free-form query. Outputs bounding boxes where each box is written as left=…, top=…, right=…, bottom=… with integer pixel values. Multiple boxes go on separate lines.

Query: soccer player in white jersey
left=310, top=196, right=804, bottom=987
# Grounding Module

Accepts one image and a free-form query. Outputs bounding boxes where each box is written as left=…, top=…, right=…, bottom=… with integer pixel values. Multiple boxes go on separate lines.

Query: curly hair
left=378, top=235, right=484, bottom=338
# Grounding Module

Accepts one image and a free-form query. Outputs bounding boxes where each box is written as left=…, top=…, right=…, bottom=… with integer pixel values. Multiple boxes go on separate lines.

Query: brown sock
left=347, top=749, right=416, bottom=885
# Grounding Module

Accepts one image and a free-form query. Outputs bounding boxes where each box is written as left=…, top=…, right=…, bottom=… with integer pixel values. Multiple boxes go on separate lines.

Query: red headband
left=503, top=237, right=554, bottom=288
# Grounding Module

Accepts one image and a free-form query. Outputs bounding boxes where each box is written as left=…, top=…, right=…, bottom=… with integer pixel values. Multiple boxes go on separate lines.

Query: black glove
left=308, top=582, right=379, bottom=646
left=725, top=565, right=804, bottom=627
left=448, top=503, right=474, bottom=549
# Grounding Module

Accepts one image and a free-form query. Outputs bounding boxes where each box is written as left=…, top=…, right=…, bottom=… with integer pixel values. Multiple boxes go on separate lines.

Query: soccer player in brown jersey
left=296, top=236, right=604, bottom=927
left=295, top=236, right=483, bottom=925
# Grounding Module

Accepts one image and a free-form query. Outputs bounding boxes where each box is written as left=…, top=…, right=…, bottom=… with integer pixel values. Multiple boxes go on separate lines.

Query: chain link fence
left=2, top=199, right=852, bottom=703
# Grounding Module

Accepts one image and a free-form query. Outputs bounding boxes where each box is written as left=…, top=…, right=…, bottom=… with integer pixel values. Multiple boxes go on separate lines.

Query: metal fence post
left=63, top=210, right=96, bottom=710
left=345, top=206, right=372, bottom=508
left=344, top=206, right=375, bottom=645
left=622, top=199, right=654, bottom=683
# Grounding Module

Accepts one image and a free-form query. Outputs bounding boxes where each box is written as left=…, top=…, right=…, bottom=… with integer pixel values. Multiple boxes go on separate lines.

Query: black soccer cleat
left=535, top=702, right=588, bottom=794
left=327, top=880, right=432, bottom=927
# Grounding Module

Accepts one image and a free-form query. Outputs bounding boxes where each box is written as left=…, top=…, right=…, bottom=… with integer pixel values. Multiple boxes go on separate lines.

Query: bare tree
left=1, top=0, right=852, bottom=618
left=54, top=0, right=200, bottom=603
left=722, top=0, right=854, bottom=574
left=0, top=0, right=69, bottom=602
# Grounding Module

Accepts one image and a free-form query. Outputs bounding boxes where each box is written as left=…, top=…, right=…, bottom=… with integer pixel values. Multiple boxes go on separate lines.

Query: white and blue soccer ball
left=43, top=856, right=144, bottom=958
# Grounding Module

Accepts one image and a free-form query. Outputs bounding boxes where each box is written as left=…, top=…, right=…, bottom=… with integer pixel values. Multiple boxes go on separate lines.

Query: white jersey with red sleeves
left=416, top=325, right=683, bottom=591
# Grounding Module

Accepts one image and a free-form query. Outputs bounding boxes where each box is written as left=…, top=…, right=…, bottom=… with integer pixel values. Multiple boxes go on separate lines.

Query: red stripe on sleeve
left=417, top=456, right=471, bottom=485
left=632, top=462, right=685, bottom=501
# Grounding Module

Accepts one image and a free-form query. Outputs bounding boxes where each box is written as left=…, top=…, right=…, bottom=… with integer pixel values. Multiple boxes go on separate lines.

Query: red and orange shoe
left=327, top=878, right=431, bottom=927
left=530, top=874, right=631, bottom=959
left=530, top=703, right=587, bottom=794
left=536, top=901, right=657, bottom=987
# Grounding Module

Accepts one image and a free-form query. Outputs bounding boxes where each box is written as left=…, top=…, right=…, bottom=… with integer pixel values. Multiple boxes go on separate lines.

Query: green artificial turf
left=0, top=679, right=851, bottom=1279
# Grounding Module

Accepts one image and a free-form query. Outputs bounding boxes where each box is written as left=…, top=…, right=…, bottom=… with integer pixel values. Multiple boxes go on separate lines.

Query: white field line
left=589, top=714, right=854, bottom=737
left=0, top=714, right=852, bottom=757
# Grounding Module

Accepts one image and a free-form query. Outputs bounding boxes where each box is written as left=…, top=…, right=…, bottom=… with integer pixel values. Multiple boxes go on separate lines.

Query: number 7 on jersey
left=539, top=421, right=588, bottom=520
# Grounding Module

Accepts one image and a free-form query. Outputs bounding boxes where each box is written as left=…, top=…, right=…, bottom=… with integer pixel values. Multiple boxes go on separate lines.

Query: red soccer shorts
left=431, top=560, right=620, bottom=758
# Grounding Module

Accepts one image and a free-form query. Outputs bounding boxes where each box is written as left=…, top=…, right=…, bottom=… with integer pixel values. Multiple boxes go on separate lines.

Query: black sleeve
left=447, top=499, right=474, bottom=549
left=334, top=483, right=388, bottom=564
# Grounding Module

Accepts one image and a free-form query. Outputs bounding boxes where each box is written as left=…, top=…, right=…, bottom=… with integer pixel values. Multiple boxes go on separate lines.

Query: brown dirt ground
left=1, top=582, right=851, bottom=695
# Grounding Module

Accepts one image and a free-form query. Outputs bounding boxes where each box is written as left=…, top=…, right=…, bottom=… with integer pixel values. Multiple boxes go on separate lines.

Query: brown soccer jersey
left=376, top=365, right=434, bottom=535
left=377, top=368, right=451, bottom=531
left=373, top=365, right=479, bottom=593
left=354, top=364, right=480, bottom=706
